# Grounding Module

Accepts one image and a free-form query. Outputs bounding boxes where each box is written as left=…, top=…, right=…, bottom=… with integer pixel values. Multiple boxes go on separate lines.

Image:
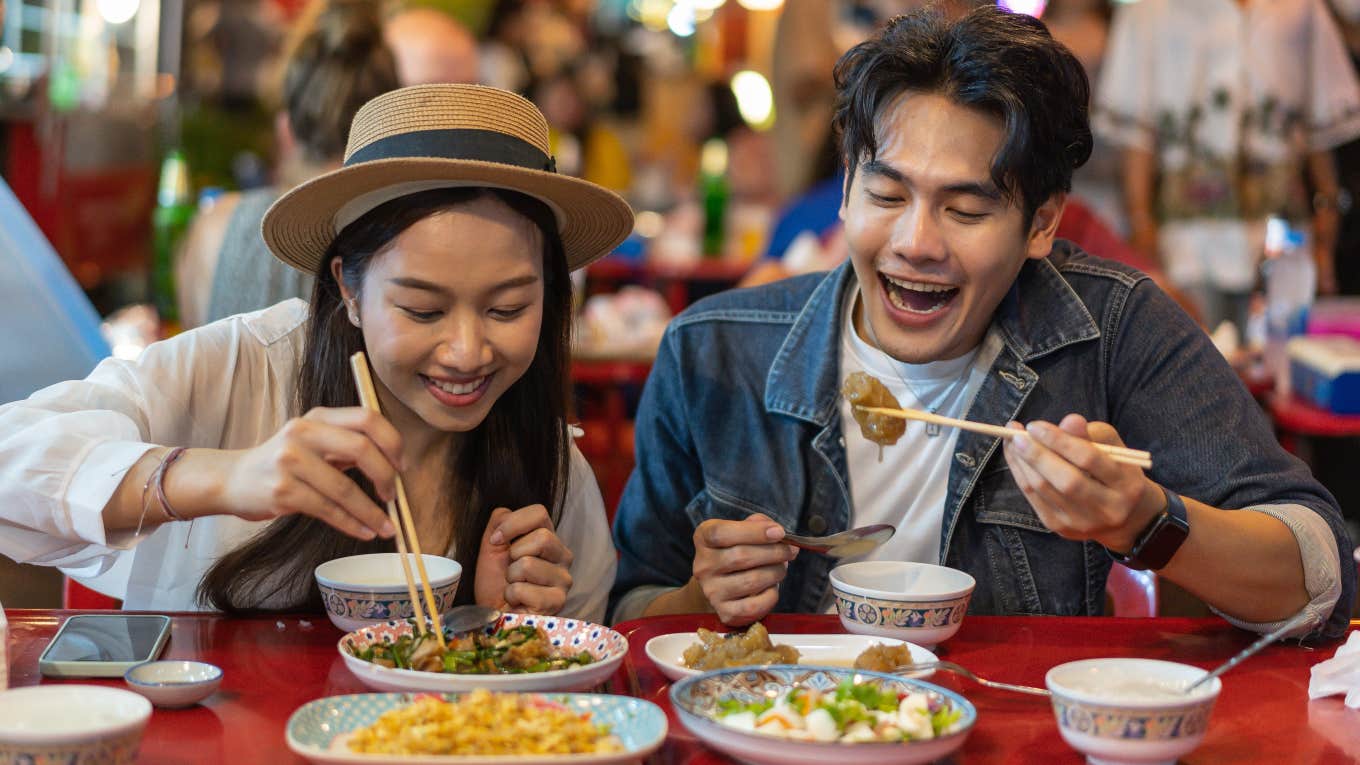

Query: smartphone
left=38, top=614, right=171, bottom=678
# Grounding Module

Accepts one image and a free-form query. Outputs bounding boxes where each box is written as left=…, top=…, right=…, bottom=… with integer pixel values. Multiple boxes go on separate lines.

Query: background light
left=731, top=70, right=774, bottom=130
left=97, top=0, right=140, bottom=24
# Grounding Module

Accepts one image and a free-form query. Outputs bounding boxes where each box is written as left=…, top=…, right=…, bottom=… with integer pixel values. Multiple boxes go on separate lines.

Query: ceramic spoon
left=439, top=604, right=503, bottom=636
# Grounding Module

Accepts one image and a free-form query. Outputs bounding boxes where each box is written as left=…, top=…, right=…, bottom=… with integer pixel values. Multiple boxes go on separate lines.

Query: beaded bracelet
left=153, top=447, right=189, bottom=522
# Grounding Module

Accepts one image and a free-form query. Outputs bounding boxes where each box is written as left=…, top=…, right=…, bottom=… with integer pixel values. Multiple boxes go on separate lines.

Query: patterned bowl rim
left=1045, top=658, right=1221, bottom=708
left=829, top=562, right=976, bottom=602
left=669, top=664, right=977, bottom=748
left=314, top=553, right=462, bottom=593
left=285, top=691, right=668, bottom=759
left=337, top=613, right=629, bottom=680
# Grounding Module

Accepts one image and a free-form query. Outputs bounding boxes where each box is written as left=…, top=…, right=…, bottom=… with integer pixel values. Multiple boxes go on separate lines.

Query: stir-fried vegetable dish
left=351, top=624, right=594, bottom=674
left=714, top=678, right=964, bottom=743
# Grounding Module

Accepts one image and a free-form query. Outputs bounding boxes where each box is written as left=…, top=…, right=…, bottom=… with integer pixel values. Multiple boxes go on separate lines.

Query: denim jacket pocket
left=970, top=464, right=1089, bottom=616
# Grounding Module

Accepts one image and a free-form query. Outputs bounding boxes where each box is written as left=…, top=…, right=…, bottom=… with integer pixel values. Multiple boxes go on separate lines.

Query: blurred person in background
left=1328, top=0, right=1360, bottom=296
left=177, top=1, right=479, bottom=329
left=1096, top=0, right=1360, bottom=332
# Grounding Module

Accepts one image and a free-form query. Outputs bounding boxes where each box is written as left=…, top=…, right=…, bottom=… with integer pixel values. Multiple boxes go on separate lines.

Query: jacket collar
left=763, top=249, right=1100, bottom=426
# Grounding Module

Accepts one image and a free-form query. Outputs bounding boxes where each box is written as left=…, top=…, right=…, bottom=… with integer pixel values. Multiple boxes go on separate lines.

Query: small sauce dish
left=124, top=660, right=223, bottom=708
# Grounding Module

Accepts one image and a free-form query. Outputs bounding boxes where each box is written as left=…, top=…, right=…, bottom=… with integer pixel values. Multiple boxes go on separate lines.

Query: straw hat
left=262, top=83, right=634, bottom=274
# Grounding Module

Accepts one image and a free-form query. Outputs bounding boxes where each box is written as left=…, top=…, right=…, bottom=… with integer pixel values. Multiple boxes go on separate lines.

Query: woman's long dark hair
left=198, top=187, right=572, bottom=613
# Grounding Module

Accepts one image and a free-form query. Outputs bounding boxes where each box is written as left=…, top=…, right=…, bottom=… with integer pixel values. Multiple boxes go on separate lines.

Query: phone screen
left=43, top=614, right=169, bottom=662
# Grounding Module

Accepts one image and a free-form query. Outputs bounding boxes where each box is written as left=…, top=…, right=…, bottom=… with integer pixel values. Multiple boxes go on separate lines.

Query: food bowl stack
left=829, top=561, right=975, bottom=646
left=314, top=553, right=462, bottom=632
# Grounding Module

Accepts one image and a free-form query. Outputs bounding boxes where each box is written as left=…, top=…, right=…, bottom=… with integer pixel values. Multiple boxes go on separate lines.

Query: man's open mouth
left=879, top=272, right=959, bottom=314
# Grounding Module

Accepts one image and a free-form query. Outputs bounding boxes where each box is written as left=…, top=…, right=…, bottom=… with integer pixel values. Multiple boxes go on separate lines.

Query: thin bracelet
left=153, top=447, right=189, bottom=522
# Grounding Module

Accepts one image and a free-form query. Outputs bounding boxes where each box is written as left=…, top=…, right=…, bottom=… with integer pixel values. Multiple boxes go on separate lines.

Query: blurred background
left=2, top=0, right=1359, bottom=613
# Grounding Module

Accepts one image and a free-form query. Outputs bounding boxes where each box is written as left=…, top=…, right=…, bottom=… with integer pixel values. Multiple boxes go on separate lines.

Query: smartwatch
left=1106, top=486, right=1189, bottom=571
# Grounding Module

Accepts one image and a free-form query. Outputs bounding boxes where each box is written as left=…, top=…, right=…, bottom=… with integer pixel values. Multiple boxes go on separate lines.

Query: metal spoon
left=782, top=523, right=895, bottom=558
left=893, top=660, right=1051, bottom=697
left=439, top=604, right=502, bottom=636
left=1182, top=609, right=1312, bottom=694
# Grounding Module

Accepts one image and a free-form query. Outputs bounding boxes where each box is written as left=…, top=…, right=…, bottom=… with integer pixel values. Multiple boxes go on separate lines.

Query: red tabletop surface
left=5, top=610, right=1358, bottom=763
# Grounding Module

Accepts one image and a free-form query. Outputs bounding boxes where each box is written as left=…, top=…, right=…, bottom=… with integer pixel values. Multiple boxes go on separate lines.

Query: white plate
left=287, top=692, right=666, bottom=765
left=644, top=632, right=937, bottom=682
left=339, top=613, right=627, bottom=693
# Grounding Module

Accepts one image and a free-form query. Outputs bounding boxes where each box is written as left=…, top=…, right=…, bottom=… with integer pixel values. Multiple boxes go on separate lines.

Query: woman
left=0, top=84, right=635, bottom=622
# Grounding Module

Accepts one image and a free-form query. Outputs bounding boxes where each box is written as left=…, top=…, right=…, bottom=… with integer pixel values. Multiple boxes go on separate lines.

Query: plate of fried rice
left=286, top=690, right=667, bottom=764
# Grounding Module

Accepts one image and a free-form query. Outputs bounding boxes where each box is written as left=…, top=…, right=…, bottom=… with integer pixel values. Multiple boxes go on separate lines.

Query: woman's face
left=334, top=195, right=546, bottom=440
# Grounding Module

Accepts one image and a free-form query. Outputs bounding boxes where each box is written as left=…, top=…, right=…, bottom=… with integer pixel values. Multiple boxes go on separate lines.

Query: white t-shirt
left=0, top=299, right=616, bottom=622
left=837, top=295, right=1000, bottom=566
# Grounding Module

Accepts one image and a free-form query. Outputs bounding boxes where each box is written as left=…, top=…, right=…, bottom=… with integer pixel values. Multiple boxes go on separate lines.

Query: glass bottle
left=151, top=149, right=195, bottom=332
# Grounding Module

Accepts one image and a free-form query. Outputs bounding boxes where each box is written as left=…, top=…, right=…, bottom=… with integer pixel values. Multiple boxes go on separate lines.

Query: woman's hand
left=1001, top=413, right=1166, bottom=552
left=218, top=407, right=402, bottom=540
left=475, top=504, right=574, bottom=615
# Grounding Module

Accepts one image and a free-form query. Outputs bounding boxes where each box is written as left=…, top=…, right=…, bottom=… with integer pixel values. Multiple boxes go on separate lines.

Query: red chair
left=62, top=577, right=121, bottom=609
left=1106, top=564, right=1158, bottom=617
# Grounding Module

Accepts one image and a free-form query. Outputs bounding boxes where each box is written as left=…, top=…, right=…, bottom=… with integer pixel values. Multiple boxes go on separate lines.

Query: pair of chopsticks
left=349, top=351, right=446, bottom=648
left=855, top=405, right=1153, bottom=469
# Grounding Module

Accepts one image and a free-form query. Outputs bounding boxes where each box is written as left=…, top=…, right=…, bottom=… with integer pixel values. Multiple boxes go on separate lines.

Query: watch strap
left=1106, top=486, right=1190, bottom=571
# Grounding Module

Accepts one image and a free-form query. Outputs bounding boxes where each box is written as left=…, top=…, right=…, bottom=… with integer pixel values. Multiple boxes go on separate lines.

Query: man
left=610, top=7, right=1355, bottom=640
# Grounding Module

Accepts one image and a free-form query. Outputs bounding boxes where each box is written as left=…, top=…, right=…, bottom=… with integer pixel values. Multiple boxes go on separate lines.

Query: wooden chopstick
left=856, top=405, right=1154, bottom=469
left=349, top=352, right=446, bottom=648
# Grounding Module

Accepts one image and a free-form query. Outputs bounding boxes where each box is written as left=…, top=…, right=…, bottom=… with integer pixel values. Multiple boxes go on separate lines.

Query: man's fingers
left=697, top=516, right=785, bottom=550
left=701, top=562, right=788, bottom=605
left=715, top=588, right=780, bottom=627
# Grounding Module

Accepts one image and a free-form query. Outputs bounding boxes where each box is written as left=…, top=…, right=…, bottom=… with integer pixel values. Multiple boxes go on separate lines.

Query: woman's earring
left=347, top=301, right=361, bottom=327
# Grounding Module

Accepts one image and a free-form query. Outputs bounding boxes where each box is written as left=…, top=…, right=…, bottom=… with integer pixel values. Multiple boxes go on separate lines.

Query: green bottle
left=700, top=138, right=729, bottom=259
left=151, top=149, right=194, bottom=329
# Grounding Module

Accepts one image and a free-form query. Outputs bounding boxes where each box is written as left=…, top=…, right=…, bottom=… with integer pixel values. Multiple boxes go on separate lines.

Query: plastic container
left=1288, top=335, right=1360, bottom=414
left=1262, top=219, right=1315, bottom=396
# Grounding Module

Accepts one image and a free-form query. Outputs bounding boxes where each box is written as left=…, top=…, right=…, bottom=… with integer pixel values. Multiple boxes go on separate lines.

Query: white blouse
left=0, top=299, right=616, bottom=622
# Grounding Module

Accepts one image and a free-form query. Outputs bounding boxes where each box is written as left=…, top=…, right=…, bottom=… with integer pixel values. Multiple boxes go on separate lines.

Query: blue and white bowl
left=829, top=561, right=975, bottom=646
left=286, top=692, right=666, bottom=764
left=1046, top=658, right=1221, bottom=765
left=670, top=666, right=976, bottom=765
left=0, top=685, right=151, bottom=765
left=315, top=553, right=462, bottom=632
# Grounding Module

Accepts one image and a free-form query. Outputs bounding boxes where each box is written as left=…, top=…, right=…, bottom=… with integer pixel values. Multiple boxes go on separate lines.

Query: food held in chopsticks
left=713, top=677, right=964, bottom=743
left=842, top=372, right=906, bottom=447
left=345, top=689, right=623, bottom=755
left=352, top=623, right=594, bottom=674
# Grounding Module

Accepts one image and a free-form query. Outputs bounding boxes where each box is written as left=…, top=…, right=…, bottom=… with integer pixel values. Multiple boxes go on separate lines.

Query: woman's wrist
left=160, top=448, right=231, bottom=522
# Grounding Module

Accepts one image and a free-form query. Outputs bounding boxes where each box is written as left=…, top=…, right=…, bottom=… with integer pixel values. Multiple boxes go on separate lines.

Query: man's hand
left=1002, top=414, right=1166, bottom=552
left=475, top=504, right=574, bottom=615
left=691, top=513, right=799, bottom=626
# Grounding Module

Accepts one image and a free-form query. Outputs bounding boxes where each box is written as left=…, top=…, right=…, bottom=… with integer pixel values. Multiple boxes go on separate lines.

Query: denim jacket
left=610, top=243, right=1356, bottom=638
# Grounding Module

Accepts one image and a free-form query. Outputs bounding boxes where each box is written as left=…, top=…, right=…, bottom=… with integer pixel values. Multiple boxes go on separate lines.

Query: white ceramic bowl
left=1045, top=658, right=1221, bottom=765
left=829, top=561, right=975, bottom=646
left=0, top=685, right=151, bottom=765
left=124, top=660, right=223, bottom=708
left=314, top=553, right=462, bottom=632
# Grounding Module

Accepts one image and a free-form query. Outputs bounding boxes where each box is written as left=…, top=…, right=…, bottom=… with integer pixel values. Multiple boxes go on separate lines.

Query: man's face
left=841, top=91, right=1063, bottom=363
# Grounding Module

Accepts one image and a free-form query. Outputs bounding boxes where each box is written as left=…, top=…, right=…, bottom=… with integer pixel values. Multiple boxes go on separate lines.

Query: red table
left=5, top=610, right=1358, bottom=763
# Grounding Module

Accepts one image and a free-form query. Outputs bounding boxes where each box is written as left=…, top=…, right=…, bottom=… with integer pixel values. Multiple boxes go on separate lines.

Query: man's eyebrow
left=941, top=181, right=1003, bottom=201
left=861, top=160, right=1002, bottom=202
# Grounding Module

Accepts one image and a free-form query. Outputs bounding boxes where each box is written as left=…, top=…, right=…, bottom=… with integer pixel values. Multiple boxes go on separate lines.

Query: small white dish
left=830, top=561, right=975, bottom=646
left=1046, top=658, right=1221, bottom=765
left=644, top=632, right=938, bottom=682
left=0, top=685, right=151, bottom=765
left=339, top=613, right=628, bottom=693
left=124, top=660, right=224, bottom=708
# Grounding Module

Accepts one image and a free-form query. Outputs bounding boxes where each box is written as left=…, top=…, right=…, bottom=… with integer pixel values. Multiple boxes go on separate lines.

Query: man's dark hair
left=833, top=6, right=1093, bottom=223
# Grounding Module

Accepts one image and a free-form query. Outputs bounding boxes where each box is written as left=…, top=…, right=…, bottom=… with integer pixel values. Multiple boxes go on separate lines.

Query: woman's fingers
left=287, top=449, right=393, bottom=538
left=507, top=527, right=573, bottom=567
left=288, top=418, right=399, bottom=502
left=303, top=407, right=405, bottom=472
left=506, top=555, right=573, bottom=590
left=504, top=581, right=567, bottom=615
